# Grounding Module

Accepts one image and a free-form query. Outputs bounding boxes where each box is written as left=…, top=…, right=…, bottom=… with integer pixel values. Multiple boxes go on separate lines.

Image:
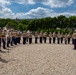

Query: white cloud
left=0, top=0, right=75, bottom=19
left=0, top=0, right=11, bottom=12
left=42, top=0, right=74, bottom=8
left=0, top=7, right=14, bottom=18
left=33, top=0, right=47, bottom=2
left=12, top=7, right=76, bottom=19
left=13, top=7, right=54, bottom=19
left=7, top=0, right=74, bottom=8
left=7, top=0, right=35, bottom=4
left=0, top=0, right=11, bottom=6
left=0, top=0, right=13, bottom=18
left=0, top=6, right=76, bottom=19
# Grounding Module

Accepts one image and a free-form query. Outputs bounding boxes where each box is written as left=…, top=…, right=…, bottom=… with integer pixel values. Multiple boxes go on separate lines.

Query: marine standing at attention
left=67, top=33, right=71, bottom=44
left=43, top=32, right=47, bottom=43
left=60, top=33, right=64, bottom=44
left=34, top=32, right=38, bottom=44
left=53, top=32, right=56, bottom=43
left=29, top=32, right=32, bottom=44
left=39, top=32, right=43, bottom=43
left=49, top=32, right=52, bottom=44
left=57, top=31, right=61, bottom=44
left=0, top=28, right=2, bottom=51
left=64, top=33, right=68, bottom=44
left=72, top=31, right=76, bottom=49
left=22, top=31, right=27, bottom=44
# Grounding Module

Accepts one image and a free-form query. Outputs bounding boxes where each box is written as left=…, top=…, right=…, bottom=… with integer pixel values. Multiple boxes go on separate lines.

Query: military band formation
left=0, top=27, right=76, bottom=57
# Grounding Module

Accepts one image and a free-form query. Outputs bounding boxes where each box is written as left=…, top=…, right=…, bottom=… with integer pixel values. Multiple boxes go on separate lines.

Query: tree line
left=0, top=15, right=76, bottom=34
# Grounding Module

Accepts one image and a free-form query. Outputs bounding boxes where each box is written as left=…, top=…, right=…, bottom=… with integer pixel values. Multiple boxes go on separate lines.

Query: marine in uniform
left=0, top=28, right=2, bottom=51
left=34, top=32, right=38, bottom=43
left=2, top=27, right=7, bottom=49
left=43, top=32, right=47, bottom=43
left=2, top=33, right=6, bottom=49
left=39, top=32, right=43, bottom=43
left=72, top=34, right=74, bottom=44
left=17, top=32, right=21, bottom=44
left=22, top=31, right=27, bottom=44
left=67, top=33, right=71, bottom=44
left=0, top=34, right=1, bottom=51
left=57, top=32, right=61, bottom=44
left=13, top=32, right=17, bottom=45
left=10, top=29, right=15, bottom=46
left=60, top=33, right=64, bottom=44
left=49, top=32, right=52, bottom=44
left=72, top=31, right=76, bottom=49
left=53, top=32, right=56, bottom=43
left=7, top=31, right=10, bottom=47
left=29, top=32, right=32, bottom=44
left=11, top=31, right=17, bottom=45
left=64, top=33, right=68, bottom=44
left=0, top=28, right=2, bottom=59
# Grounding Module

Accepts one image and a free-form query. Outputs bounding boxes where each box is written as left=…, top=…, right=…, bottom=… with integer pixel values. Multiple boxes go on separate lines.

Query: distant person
left=72, top=34, right=74, bottom=44
left=67, top=33, right=71, bottom=44
left=39, top=32, right=43, bottom=43
left=43, top=32, right=47, bottom=43
left=64, top=33, right=68, bottom=44
left=22, top=31, right=27, bottom=44
left=49, top=32, right=52, bottom=44
left=53, top=32, right=56, bottom=43
left=6, top=31, right=10, bottom=47
left=57, top=31, right=61, bottom=44
left=29, top=32, right=32, bottom=44
left=72, top=31, right=76, bottom=49
left=34, top=32, right=38, bottom=44
left=10, top=29, right=14, bottom=46
left=60, top=33, right=64, bottom=44
left=2, top=33, right=6, bottom=49
left=0, top=28, right=2, bottom=51
left=17, top=32, right=21, bottom=44
left=0, top=34, right=1, bottom=50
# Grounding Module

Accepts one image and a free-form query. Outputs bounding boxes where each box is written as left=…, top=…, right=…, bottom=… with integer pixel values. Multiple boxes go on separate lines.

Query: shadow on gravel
left=0, top=57, right=8, bottom=63
left=0, top=50, right=7, bottom=53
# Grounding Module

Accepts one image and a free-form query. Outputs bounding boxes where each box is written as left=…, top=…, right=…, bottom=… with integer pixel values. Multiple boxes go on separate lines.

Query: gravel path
left=0, top=41, right=76, bottom=75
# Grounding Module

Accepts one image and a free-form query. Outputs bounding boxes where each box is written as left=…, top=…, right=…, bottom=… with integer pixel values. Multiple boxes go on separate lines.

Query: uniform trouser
left=10, top=37, right=13, bottom=46
left=44, top=37, right=46, bottom=43
left=13, top=37, right=17, bottom=45
left=72, top=38, right=74, bottom=44
left=29, top=38, right=32, bottom=44
left=53, top=37, right=55, bottom=43
left=0, top=38, right=1, bottom=58
left=74, top=39, right=76, bottom=49
left=18, top=37, right=21, bottom=44
left=26, top=37, right=28, bottom=42
left=16, top=37, right=19, bottom=44
left=16, top=37, right=18, bottom=44
left=35, top=37, right=38, bottom=43
left=65, top=39, right=67, bottom=44
left=11, top=37, right=14, bottom=46
left=68, top=38, right=70, bottom=44
left=57, top=38, right=60, bottom=44
left=49, top=38, right=51, bottom=44
left=0, top=38, right=1, bottom=50
left=61, top=37, right=63, bottom=43
left=40, top=37, right=42, bottom=43
left=23, top=37, right=26, bottom=44
left=2, top=39, right=6, bottom=49
left=16, top=37, right=21, bottom=44
left=7, top=38, right=10, bottom=47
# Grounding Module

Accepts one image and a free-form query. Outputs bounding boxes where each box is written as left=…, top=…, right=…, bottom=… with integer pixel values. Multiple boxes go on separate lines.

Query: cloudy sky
left=0, top=0, right=76, bottom=19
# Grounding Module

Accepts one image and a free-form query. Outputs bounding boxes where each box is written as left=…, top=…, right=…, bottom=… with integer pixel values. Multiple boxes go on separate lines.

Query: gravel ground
left=0, top=38, right=76, bottom=75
